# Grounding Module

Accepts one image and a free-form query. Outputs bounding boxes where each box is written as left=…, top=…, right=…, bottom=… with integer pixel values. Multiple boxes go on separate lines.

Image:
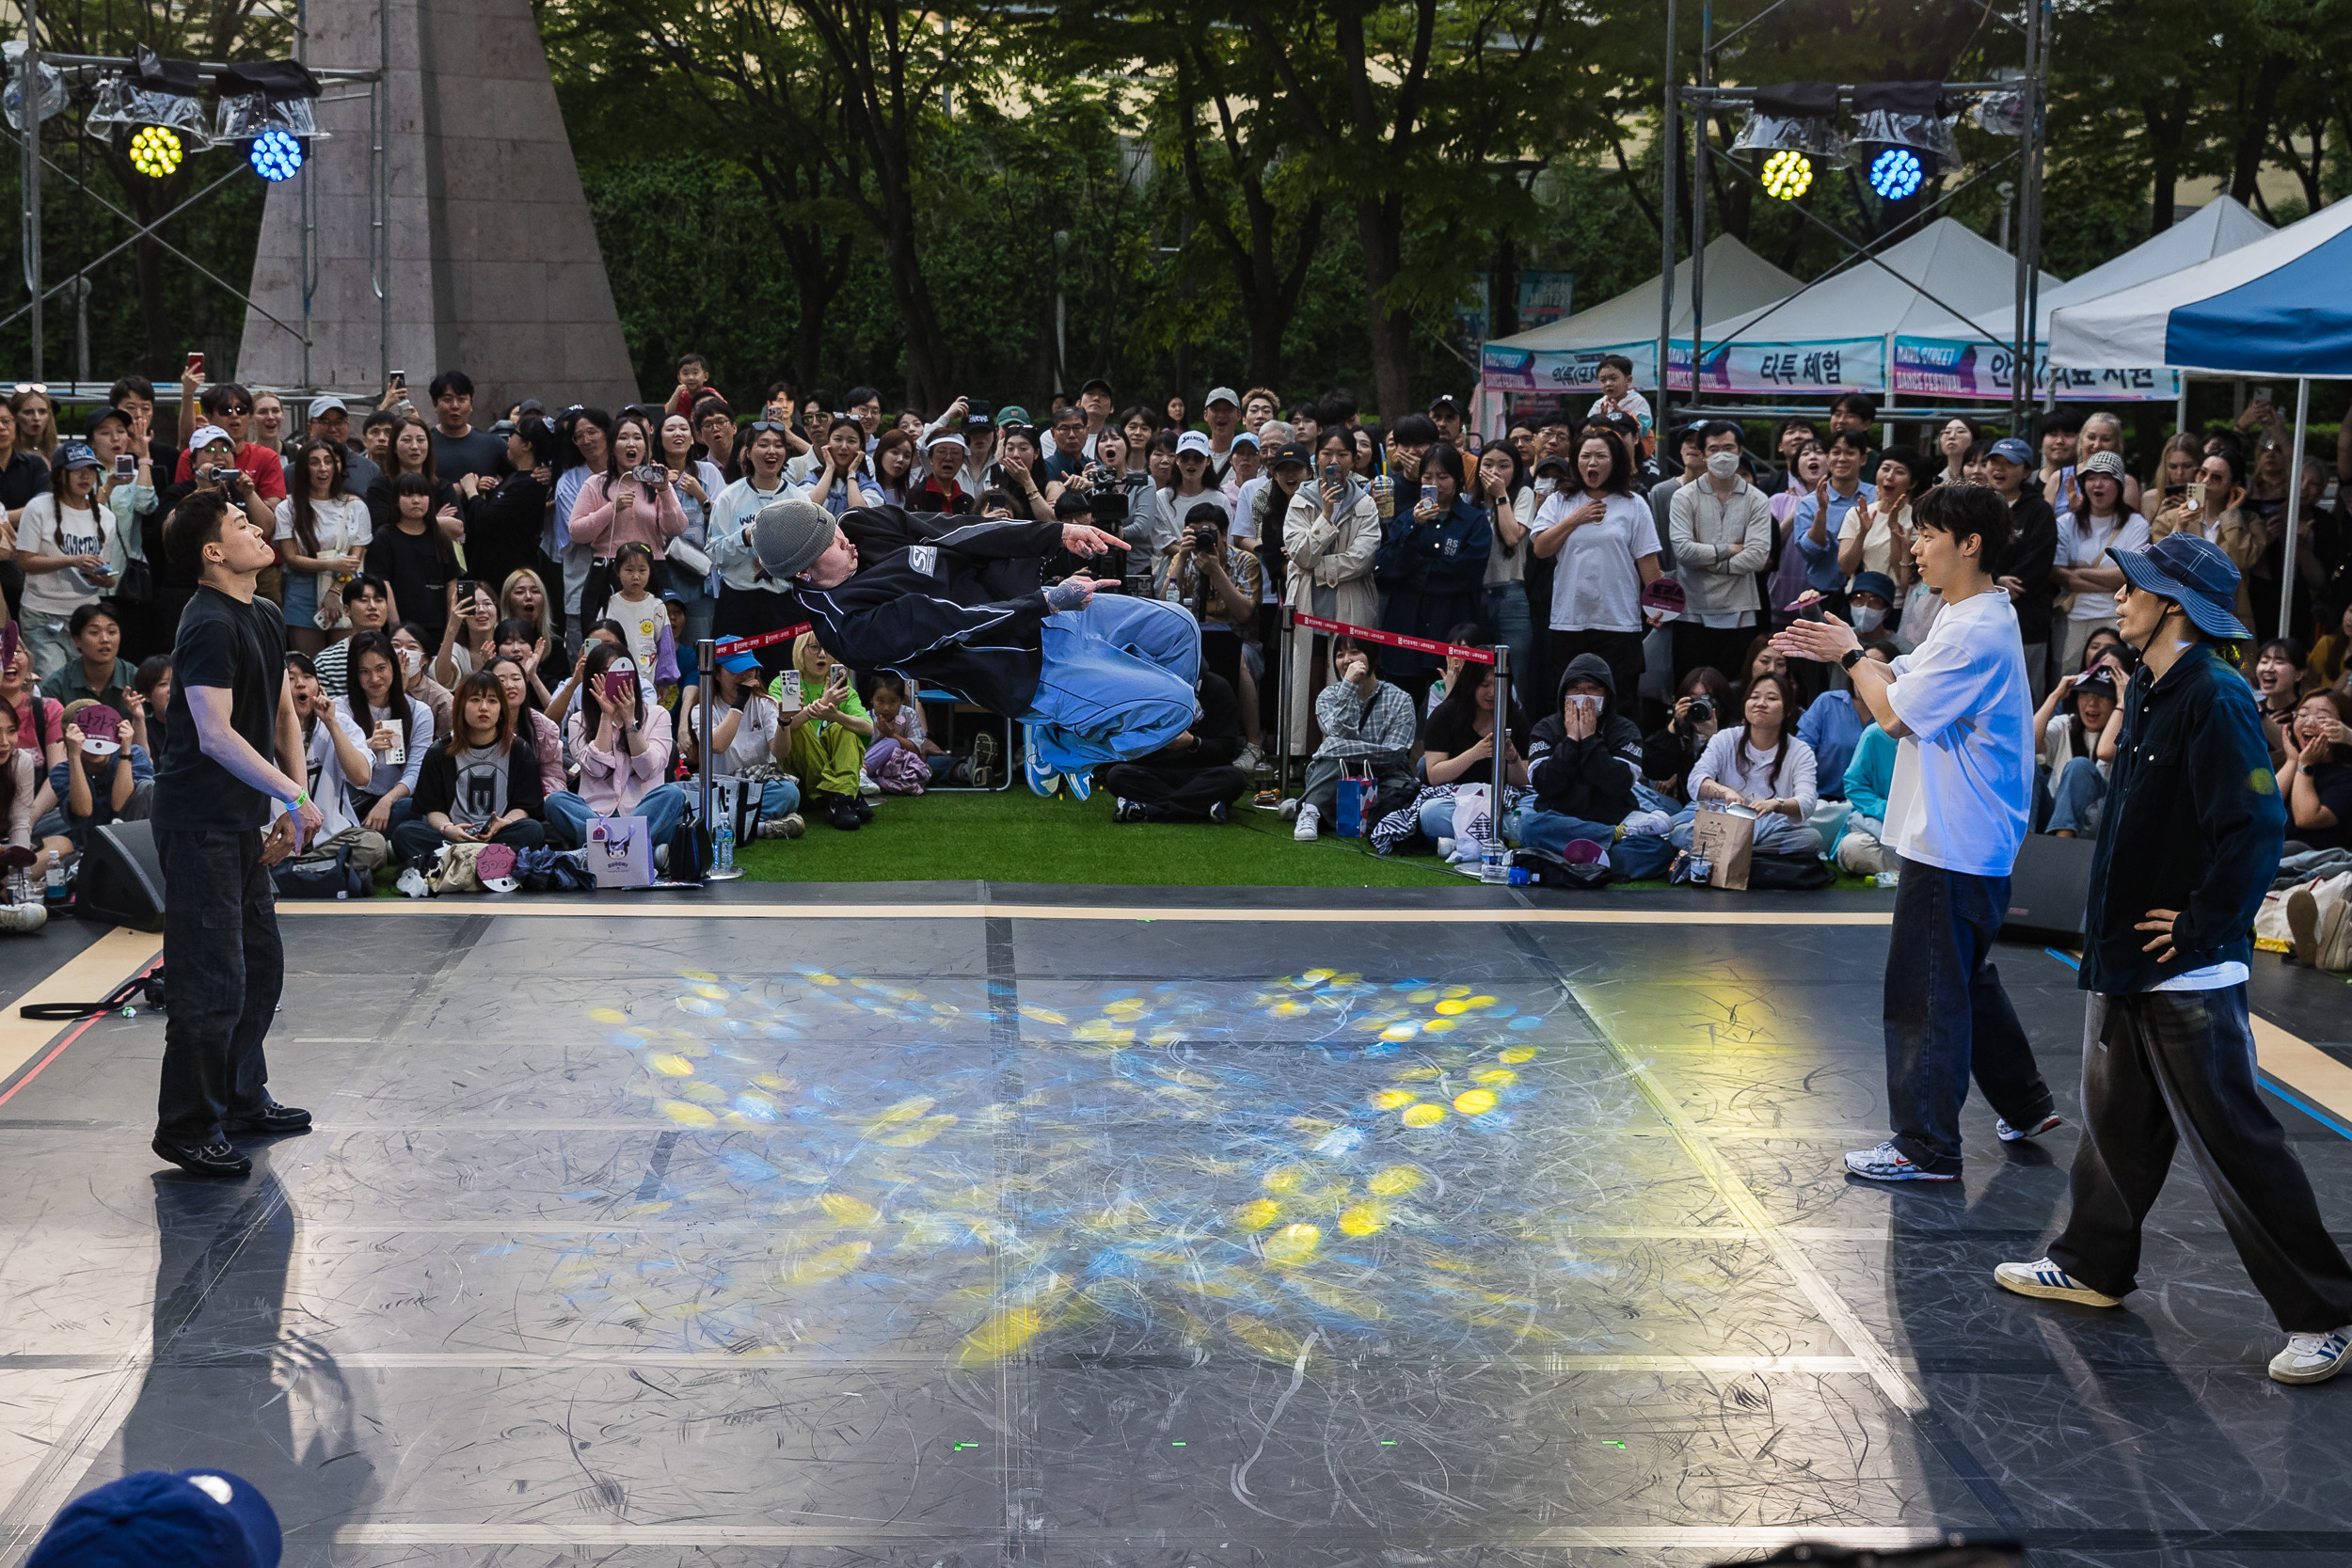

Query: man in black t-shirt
left=427, top=370, right=506, bottom=483
left=150, top=491, right=325, bottom=1179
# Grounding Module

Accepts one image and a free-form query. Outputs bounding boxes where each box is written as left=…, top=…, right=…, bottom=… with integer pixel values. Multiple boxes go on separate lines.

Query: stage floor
left=0, top=886, right=2347, bottom=1566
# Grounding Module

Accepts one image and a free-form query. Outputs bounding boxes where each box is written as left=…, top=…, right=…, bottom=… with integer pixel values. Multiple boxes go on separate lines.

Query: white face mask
left=1851, top=606, right=1885, bottom=633
left=1706, top=451, right=1740, bottom=480
left=397, top=647, right=424, bottom=679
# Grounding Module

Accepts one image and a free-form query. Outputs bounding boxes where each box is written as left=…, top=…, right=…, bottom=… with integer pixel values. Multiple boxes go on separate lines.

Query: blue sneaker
left=1062, top=767, right=1093, bottom=802
left=1023, top=734, right=1061, bottom=798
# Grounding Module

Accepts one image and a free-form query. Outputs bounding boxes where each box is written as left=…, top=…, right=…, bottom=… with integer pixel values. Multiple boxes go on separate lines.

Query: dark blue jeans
left=1884, top=856, right=2054, bottom=1173
left=155, top=828, right=285, bottom=1147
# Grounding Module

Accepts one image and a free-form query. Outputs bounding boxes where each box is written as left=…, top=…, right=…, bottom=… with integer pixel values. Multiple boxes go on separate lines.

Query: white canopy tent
left=1703, top=216, right=2047, bottom=343
left=2052, top=196, right=2352, bottom=634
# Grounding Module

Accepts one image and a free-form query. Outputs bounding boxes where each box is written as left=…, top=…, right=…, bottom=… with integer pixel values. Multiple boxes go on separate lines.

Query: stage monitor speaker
left=79, top=819, right=167, bottom=933
left=2001, top=831, right=2094, bottom=941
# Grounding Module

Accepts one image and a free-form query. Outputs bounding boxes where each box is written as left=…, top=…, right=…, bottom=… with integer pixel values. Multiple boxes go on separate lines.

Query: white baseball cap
left=1176, top=431, right=1213, bottom=457
left=189, top=424, right=235, bottom=451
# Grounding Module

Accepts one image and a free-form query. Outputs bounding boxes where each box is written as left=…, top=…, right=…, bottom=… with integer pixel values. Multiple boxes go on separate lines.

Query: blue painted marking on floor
left=2259, top=1075, right=2352, bottom=1144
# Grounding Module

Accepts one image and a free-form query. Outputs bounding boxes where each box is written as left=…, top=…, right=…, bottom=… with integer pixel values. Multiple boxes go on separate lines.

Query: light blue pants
left=1020, top=594, right=1201, bottom=771
left=2046, top=756, right=2106, bottom=837
left=755, top=778, right=803, bottom=820
left=546, top=783, right=689, bottom=850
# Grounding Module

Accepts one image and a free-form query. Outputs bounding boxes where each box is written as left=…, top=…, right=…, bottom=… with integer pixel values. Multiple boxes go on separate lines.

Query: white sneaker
left=1623, top=810, right=1674, bottom=838
left=1994, top=1257, right=2122, bottom=1307
left=1436, top=836, right=1456, bottom=859
left=1236, top=743, right=1265, bottom=772
left=2269, top=1324, right=2352, bottom=1385
left=0, top=901, right=47, bottom=934
left=1995, top=1113, right=2064, bottom=1142
left=395, top=866, right=432, bottom=899
left=1276, top=798, right=1300, bottom=820
left=1294, top=804, right=1321, bottom=842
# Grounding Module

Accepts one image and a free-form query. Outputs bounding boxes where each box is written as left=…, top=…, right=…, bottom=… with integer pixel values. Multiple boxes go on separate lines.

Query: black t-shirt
left=2302, top=761, right=2352, bottom=851
left=151, top=584, right=287, bottom=832
left=0, top=449, right=49, bottom=512
left=1423, top=694, right=1530, bottom=761
left=430, top=427, right=506, bottom=484
left=365, top=522, right=453, bottom=641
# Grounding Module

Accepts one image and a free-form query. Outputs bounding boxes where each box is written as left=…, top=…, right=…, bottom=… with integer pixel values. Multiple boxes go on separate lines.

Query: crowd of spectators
left=8, top=355, right=2352, bottom=911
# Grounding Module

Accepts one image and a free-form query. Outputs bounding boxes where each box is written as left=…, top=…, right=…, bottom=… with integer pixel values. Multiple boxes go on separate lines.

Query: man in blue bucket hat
left=27, top=1469, right=281, bottom=1567
left=1995, top=531, right=2352, bottom=1386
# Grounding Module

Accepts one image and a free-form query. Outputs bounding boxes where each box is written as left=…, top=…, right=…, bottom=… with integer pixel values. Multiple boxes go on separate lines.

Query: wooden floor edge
left=274, top=901, right=1893, bottom=926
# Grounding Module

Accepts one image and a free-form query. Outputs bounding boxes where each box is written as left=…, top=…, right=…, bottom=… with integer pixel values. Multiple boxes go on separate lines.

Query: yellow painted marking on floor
left=2253, top=1014, right=2352, bottom=1128
left=0, top=928, right=162, bottom=1085
left=279, top=900, right=1895, bottom=927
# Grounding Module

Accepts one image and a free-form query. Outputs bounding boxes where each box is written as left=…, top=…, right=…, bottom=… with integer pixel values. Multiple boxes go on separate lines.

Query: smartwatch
left=1839, top=647, right=1867, bottom=672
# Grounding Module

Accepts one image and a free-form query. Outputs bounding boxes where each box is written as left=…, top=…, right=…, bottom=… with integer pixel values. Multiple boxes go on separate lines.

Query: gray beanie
left=750, top=497, right=839, bottom=579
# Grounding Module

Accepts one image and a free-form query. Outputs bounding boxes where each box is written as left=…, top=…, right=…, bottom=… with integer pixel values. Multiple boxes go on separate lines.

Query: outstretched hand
left=1058, top=522, right=1124, bottom=558
left=1044, top=575, right=1115, bottom=612
left=1772, top=610, right=1861, bottom=664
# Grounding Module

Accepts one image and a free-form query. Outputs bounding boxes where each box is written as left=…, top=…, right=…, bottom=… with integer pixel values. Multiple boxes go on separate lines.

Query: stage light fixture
left=1762, top=150, right=1814, bottom=200
left=129, top=125, right=183, bottom=178
left=1730, top=80, right=1849, bottom=176
left=1868, top=147, right=1923, bottom=200
left=249, top=128, right=303, bottom=182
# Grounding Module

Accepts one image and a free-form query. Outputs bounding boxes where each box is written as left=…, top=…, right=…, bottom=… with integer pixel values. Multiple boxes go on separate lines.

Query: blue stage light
left=1868, top=147, right=1923, bottom=200
left=250, top=128, right=303, bottom=182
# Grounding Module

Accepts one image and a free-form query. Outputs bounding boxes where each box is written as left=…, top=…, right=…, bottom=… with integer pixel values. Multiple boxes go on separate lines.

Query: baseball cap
left=1427, top=392, right=1463, bottom=415
left=1849, top=570, right=1899, bottom=604
left=1987, top=436, right=2034, bottom=466
left=1269, top=442, right=1312, bottom=469
left=1079, top=376, right=1114, bottom=398
left=86, top=405, right=132, bottom=436
left=306, top=395, right=348, bottom=420
left=2073, top=664, right=2121, bottom=702
left=2108, top=532, right=2249, bottom=641
left=55, top=441, right=101, bottom=472
left=995, top=404, right=1031, bottom=431
left=189, top=425, right=235, bottom=452
left=714, top=640, right=764, bottom=674
left=1533, top=454, right=1573, bottom=478
left=1230, top=431, right=1260, bottom=451
left=26, top=1469, right=282, bottom=1568
left=485, top=419, right=518, bottom=437
left=1203, top=387, right=1239, bottom=408
left=1175, top=431, right=1213, bottom=458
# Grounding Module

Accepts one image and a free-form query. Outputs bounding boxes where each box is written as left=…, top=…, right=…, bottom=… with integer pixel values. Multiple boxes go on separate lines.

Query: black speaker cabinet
left=2001, top=831, right=2095, bottom=941
left=78, top=819, right=167, bottom=932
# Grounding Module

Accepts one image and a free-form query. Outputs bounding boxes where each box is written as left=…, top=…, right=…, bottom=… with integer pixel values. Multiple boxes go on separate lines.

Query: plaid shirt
left=1313, top=677, right=1418, bottom=759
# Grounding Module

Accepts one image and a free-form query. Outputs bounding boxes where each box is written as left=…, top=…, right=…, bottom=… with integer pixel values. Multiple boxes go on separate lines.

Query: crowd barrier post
left=1276, top=605, right=1295, bottom=799
left=697, top=637, right=744, bottom=883
left=1491, top=644, right=1512, bottom=825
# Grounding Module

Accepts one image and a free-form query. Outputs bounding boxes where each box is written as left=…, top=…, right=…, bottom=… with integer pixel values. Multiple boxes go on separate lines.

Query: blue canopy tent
left=2051, top=198, right=2352, bottom=633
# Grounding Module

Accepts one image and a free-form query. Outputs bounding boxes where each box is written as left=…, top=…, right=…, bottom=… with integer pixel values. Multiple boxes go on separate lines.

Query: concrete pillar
left=236, top=0, right=639, bottom=414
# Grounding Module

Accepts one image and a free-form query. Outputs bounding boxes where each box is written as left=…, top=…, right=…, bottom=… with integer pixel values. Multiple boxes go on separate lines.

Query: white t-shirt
left=686, top=692, right=780, bottom=773
left=2053, top=509, right=2151, bottom=620
left=1837, top=500, right=1912, bottom=580
left=16, top=494, right=114, bottom=620
left=610, top=592, right=666, bottom=673
left=1881, top=587, right=2033, bottom=877
left=1584, top=389, right=1654, bottom=436
left=273, top=495, right=373, bottom=596
left=300, top=716, right=358, bottom=840
left=332, top=693, right=435, bottom=798
left=1534, top=491, right=1658, bottom=634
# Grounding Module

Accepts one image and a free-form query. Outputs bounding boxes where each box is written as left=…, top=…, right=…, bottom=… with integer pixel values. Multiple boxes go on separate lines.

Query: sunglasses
left=11, top=382, right=47, bottom=397
left=219, top=404, right=252, bottom=416
left=748, top=420, right=789, bottom=435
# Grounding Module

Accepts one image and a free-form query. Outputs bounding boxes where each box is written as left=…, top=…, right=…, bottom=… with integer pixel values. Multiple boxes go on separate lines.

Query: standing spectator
left=307, top=397, right=379, bottom=494
left=2034, top=408, right=2082, bottom=502
left=1931, top=417, right=1978, bottom=488
left=248, top=391, right=290, bottom=458
left=658, top=411, right=723, bottom=651
left=1531, top=429, right=1664, bottom=708
left=1201, top=388, right=1244, bottom=478
left=707, top=423, right=801, bottom=674
left=2054, top=411, right=2143, bottom=513
left=1646, top=425, right=1708, bottom=573
left=82, top=410, right=158, bottom=657
left=1293, top=636, right=1417, bottom=843
left=363, top=475, right=459, bottom=646
left=569, top=413, right=687, bottom=626
left=1765, top=435, right=1829, bottom=630
left=1789, top=430, right=1877, bottom=610
left=170, top=382, right=288, bottom=501
left=11, top=386, right=56, bottom=459
left=1983, top=436, right=2060, bottom=704
left=1470, top=443, right=1537, bottom=695
left=0, top=388, right=50, bottom=617
left=1375, top=444, right=1491, bottom=711
left=274, top=439, right=371, bottom=658
left=1839, top=447, right=1920, bottom=586
left=460, top=418, right=555, bottom=600
left=801, top=417, right=882, bottom=516
left=1279, top=432, right=1381, bottom=752
left=1669, top=421, right=1773, bottom=684
left=362, top=414, right=461, bottom=542
left=844, top=387, right=885, bottom=450
left=2147, top=448, right=2264, bottom=643
left=549, top=408, right=613, bottom=641
left=2051, top=451, right=2148, bottom=675
left=13, top=444, right=118, bottom=677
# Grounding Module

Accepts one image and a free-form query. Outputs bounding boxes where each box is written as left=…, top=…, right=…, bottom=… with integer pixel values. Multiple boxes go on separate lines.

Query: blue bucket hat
left=27, top=1470, right=281, bottom=1568
left=2108, top=532, right=2249, bottom=641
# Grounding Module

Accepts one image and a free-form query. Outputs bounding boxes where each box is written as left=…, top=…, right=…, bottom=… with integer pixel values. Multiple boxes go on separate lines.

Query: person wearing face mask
left=1797, top=571, right=1898, bottom=797
left=1668, top=421, right=1773, bottom=687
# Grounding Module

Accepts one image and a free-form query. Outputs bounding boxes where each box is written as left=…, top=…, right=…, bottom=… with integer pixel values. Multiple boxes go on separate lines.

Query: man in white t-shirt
left=1776, top=483, right=2058, bottom=1182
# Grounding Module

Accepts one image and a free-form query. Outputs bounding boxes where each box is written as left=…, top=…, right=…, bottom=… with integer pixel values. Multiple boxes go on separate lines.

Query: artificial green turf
left=732, top=787, right=1478, bottom=887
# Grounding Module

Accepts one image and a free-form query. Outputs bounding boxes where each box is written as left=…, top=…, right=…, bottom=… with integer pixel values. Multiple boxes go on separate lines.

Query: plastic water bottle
left=1478, top=842, right=1513, bottom=884
left=45, top=860, right=68, bottom=905
left=713, top=813, right=735, bottom=873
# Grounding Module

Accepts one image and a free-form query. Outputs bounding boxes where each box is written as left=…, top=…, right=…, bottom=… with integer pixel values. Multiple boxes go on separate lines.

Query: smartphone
left=635, top=464, right=666, bottom=485
left=2185, top=481, right=2206, bottom=510
left=601, top=671, right=631, bottom=709
left=185, top=351, right=204, bottom=379
left=113, top=454, right=136, bottom=479
left=2252, top=385, right=2273, bottom=404
left=776, top=674, right=803, bottom=713
left=1321, top=462, right=1343, bottom=487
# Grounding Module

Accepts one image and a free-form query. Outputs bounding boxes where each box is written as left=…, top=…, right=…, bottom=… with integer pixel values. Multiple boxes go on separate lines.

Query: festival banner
left=1689, top=337, right=1883, bottom=396
left=1891, top=336, right=2183, bottom=403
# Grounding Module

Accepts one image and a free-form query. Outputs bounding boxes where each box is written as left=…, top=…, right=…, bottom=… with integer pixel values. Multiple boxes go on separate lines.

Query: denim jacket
left=2080, top=643, right=2284, bottom=995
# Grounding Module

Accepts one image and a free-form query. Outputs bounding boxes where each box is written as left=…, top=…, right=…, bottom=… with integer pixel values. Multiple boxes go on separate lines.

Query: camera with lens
left=1191, top=524, right=1220, bottom=551
left=634, top=464, right=666, bottom=486
left=1086, top=483, right=1128, bottom=527
left=1674, top=695, right=1713, bottom=737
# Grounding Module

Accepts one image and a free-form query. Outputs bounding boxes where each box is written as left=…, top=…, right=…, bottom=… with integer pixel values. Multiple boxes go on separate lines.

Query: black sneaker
left=1209, top=800, right=1229, bottom=824
left=816, top=793, right=862, bottom=832
left=226, top=1100, right=313, bottom=1136
left=1114, top=799, right=1142, bottom=823
left=851, top=797, right=875, bottom=824
left=151, top=1137, right=251, bottom=1179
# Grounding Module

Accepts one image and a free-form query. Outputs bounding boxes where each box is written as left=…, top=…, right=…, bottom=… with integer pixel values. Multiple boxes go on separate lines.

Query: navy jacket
left=1373, top=495, right=1492, bottom=677
left=794, top=507, right=1061, bottom=716
left=2081, top=642, right=2285, bottom=994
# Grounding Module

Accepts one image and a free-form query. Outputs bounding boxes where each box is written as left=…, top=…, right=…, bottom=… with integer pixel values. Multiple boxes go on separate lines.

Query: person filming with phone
left=544, top=639, right=686, bottom=851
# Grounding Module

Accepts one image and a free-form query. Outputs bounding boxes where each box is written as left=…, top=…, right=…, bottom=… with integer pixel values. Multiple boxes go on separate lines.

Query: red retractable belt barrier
left=1290, top=612, right=1495, bottom=665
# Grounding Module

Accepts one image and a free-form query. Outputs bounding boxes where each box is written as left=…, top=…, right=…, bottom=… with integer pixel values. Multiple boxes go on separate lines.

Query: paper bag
left=1689, top=803, right=1756, bottom=891
left=585, top=815, right=654, bottom=889
left=1334, top=765, right=1372, bottom=837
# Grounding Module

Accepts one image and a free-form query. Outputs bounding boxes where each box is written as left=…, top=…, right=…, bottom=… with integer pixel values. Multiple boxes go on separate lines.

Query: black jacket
left=1998, top=493, right=2059, bottom=647
left=795, top=507, right=1061, bottom=716
left=2080, top=643, right=2284, bottom=995
left=460, top=471, right=551, bottom=595
left=1373, top=495, right=1492, bottom=677
left=1523, top=652, right=1645, bottom=823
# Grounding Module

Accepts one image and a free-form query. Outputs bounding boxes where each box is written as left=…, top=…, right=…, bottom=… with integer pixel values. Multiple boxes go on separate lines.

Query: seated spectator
left=312, top=573, right=394, bottom=695
left=1295, top=636, right=1418, bottom=843
left=2311, top=599, right=2351, bottom=690
left=391, top=671, right=550, bottom=867
left=331, top=629, right=433, bottom=834
left=865, top=673, right=956, bottom=794
left=487, top=617, right=558, bottom=712
left=1737, top=630, right=1791, bottom=696
left=1395, top=649, right=1529, bottom=856
left=1835, top=718, right=1899, bottom=876
left=37, top=602, right=134, bottom=711
left=1797, top=677, right=1866, bottom=800
left=284, top=651, right=389, bottom=875
left=126, top=655, right=172, bottom=756
left=1674, top=670, right=1822, bottom=859
left=1100, top=669, right=1251, bottom=824
left=6, top=641, right=68, bottom=833
left=2033, top=663, right=2122, bottom=838
left=546, top=618, right=655, bottom=730
left=42, top=700, right=151, bottom=853
left=775, top=633, right=874, bottom=832
left=1506, top=654, right=1674, bottom=878
left=432, top=578, right=500, bottom=688
left=1845, top=570, right=1900, bottom=658
left=1, top=701, right=57, bottom=923
left=390, top=622, right=455, bottom=738
left=2277, top=689, right=2352, bottom=852
left=485, top=654, right=565, bottom=800
left=681, top=641, right=804, bottom=836
left=2253, top=635, right=2309, bottom=766
left=548, top=640, right=689, bottom=849
left=1643, top=665, right=1730, bottom=804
